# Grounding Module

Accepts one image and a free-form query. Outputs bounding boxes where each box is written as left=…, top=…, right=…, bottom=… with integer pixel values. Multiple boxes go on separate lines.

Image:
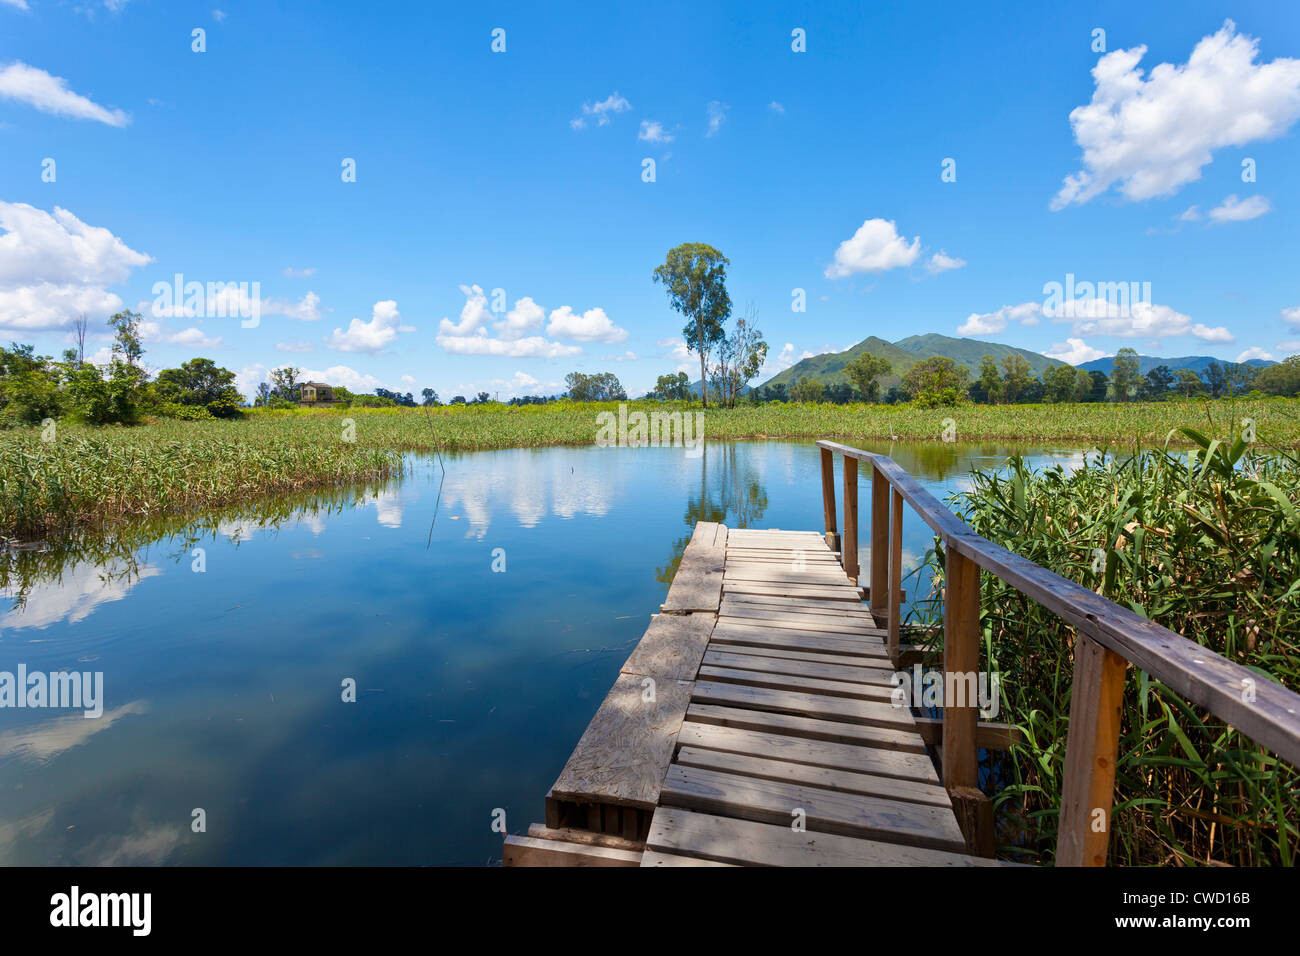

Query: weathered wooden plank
left=711, top=621, right=890, bottom=657
left=723, top=580, right=863, bottom=602
left=639, top=848, right=737, bottom=867
left=502, top=834, right=642, bottom=867
left=646, top=808, right=1009, bottom=867
left=691, top=680, right=917, bottom=732
left=660, top=764, right=967, bottom=852
left=662, top=545, right=725, bottom=613
left=1057, top=633, right=1128, bottom=867
left=701, top=643, right=892, bottom=670
left=675, top=747, right=951, bottom=807
left=697, top=665, right=897, bottom=703
left=717, top=606, right=881, bottom=633
left=526, top=823, right=643, bottom=851
left=722, top=594, right=874, bottom=615
left=620, top=613, right=714, bottom=682
left=550, top=673, right=694, bottom=809
left=702, top=649, right=895, bottom=685
left=686, top=703, right=927, bottom=753
left=723, top=565, right=854, bottom=585
left=675, top=720, right=939, bottom=783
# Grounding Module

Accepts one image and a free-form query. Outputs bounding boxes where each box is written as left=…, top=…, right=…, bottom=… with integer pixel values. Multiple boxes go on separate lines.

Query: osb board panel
left=621, top=613, right=715, bottom=682
left=551, top=673, right=695, bottom=810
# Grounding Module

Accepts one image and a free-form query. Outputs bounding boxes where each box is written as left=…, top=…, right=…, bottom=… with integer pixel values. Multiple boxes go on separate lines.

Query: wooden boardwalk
left=506, top=522, right=1001, bottom=867
left=506, top=440, right=1300, bottom=868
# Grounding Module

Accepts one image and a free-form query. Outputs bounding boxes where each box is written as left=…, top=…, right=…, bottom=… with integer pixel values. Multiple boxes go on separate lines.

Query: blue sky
left=2, top=0, right=1298, bottom=399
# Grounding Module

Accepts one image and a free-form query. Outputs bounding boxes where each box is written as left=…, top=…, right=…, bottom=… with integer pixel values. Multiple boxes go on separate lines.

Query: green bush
left=155, top=402, right=215, bottom=420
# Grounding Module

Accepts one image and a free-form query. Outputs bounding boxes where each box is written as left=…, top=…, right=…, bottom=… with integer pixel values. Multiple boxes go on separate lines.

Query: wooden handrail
left=816, top=439, right=1300, bottom=865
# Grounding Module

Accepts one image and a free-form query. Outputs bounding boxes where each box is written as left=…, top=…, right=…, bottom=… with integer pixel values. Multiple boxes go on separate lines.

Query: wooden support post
left=1057, top=633, right=1127, bottom=867
left=820, top=447, right=837, bottom=537
left=887, top=487, right=903, bottom=665
left=942, top=546, right=990, bottom=856
left=870, top=464, right=889, bottom=618
left=842, top=456, right=859, bottom=583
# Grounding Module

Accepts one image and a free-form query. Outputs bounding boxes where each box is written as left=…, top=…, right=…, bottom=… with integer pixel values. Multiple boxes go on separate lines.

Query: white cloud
left=0, top=62, right=129, bottom=126
left=326, top=300, right=406, bottom=354
left=1283, top=306, right=1300, bottom=327
left=638, top=120, right=674, bottom=143
left=1236, top=346, right=1273, bottom=362
left=283, top=266, right=315, bottom=278
left=1208, top=193, right=1271, bottom=222
left=926, top=251, right=967, bottom=274
left=769, top=101, right=785, bottom=113
left=212, top=8, right=226, bottom=21
left=302, top=364, right=387, bottom=395
left=496, top=296, right=545, bottom=339
left=706, top=101, right=729, bottom=137
left=1177, top=205, right=1202, bottom=222
left=1044, top=338, right=1108, bottom=365
left=0, top=202, right=151, bottom=331
left=956, top=302, right=1043, bottom=337
left=275, top=340, right=315, bottom=353
left=0, top=0, right=30, bottom=10
left=235, top=363, right=269, bottom=401
left=574, top=92, right=630, bottom=128
left=546, top=305, right=628, bottom=343
left=657, top=336, right=693, bottom=372
left=825, top=218, right=921, bottom=278
left=436, top=334, right=582, bottom=358
left=1052, top=21, right=1300, bottom=208
left=1277, top=340, right=1300, bottom=355
left=1066, top=297, right=1232, bottom=342
left=144, top=288, right=320, bottom=323
left=140, top=322, right=221, bottom=349
left=438, top=283, right=492, bottom=337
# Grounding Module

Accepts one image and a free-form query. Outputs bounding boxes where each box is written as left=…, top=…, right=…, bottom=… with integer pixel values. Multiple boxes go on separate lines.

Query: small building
left=299, top=382, right=336, bottom=406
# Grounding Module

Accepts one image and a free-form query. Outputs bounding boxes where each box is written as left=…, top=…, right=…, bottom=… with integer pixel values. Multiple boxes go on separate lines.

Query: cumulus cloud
left=546, top=305, right=628, bottom=343
left=0, top=61, right=129, bottom=125
left=496, top=296, right=545, bottom=340
left=956, top=302, right=1043, bottom=336
left=1283, top=305, right=1300, bottom=327
left=638, top=120, right=674, bottom=143
left=1052, top=21, right=1300, bottom=209
left=275, top=340, right=315, bottom=353
left=326, top=300, right=407, bottom=354
left=437, top=334, right=581, bottom=358
left=1236, top=346, right=1273, bottom=362
left=1065, top=297, right=1232, bottom=342
left=769, top=101, right=785, bottom=113
left=1044, top=338, right=1108, bottom=365
left=0, top=202, right=151, bottom=331
left=283, top=266, right=315, bottom=278
left=1208, top=193, right=1271, bottom=222
left=825, top=219, right=921, bottom=278
left=926, top=251, right=967, bottom=274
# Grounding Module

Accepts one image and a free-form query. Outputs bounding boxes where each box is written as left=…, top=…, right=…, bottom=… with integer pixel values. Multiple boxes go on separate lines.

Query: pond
left=0, top=440, right=1092, bottom=865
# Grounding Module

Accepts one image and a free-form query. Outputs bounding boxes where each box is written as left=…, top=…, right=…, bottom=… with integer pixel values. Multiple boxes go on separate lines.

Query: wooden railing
left=817, top=440, right=1300, bottom=866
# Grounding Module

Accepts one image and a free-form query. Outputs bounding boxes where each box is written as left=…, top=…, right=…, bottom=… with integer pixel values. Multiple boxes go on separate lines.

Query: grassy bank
left=2, top=397, right=1298, bottom=540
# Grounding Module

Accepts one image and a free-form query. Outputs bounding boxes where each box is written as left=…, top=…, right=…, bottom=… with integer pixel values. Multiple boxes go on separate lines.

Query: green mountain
left=755, top=333, right=1064, bottom=392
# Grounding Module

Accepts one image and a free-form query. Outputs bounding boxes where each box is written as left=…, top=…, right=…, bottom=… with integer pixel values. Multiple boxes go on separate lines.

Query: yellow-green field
left=2, top=397, right=1297, bottom=540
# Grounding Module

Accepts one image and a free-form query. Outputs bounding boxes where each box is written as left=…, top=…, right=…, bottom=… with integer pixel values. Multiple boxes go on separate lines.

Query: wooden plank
left=502, top=834, right=642, bottom=867
left=711, top=621, right=890, bottom=656
left=676, top=720, right=940, bottom=783
left=639, top=848, right=737, bottom=867
left=662, top=545, right=724, bottom=613
left=690, top=521, right=723, bottom=548
left=888, top=487, right=903, bottom=665
left=620, top=613, right=714, bottom=682
left=718, top=607, right=881, bottom=633
left=723, top=592, right=874, bottom=611
left=646, top=808, right=1008, bottom=867
left=697, top=665, right=897, bottom=704
left=701, top=643, right=892, bottom=670
left=820, top=446, right=837, bottom=537
left=1057, top=633, right=1128, bottom=867
left=723, top=580, right=864, bottom=602
left=691, top=680, right=917, bottom=732
left=702, top=649, right=895, bottom=686
left=675, top=747, right=951, bottom=807
left=527, top=823, right=643, bottom=851
left=843, top=455, right=860, bottom=583
left=550, top=673, right=694, bottom=809
left=660, top=764, right=967, bottom=852
left=686, top=703, right=927, bottom=753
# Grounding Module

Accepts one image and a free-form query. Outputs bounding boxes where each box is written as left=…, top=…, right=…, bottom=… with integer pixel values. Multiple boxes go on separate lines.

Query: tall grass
left=920, top=427, right=1300, bottom=864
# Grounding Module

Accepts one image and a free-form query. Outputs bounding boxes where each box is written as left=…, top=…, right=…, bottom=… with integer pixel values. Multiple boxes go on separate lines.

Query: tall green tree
left=1140, top=365, right=1174, bottom=400
left=977, top=355, right=1002, bottom=404
left=108, top=309, right=144, bottom=367
left=1254, top=356, right=1300, bottom=396
left=1041, top=363, right=1077, bottom=403
left=1000, top=353, right=1033, bottom=403
left=652, top=243, right=731, bottom=407
left=155, top=357, right=243, bottom=417
left=649, top=371, right=692, bottom=401
left=1073, top=367, right=1094, bottom=402
left=902, top=356, right=969, bottom=404
left=710, top=306, right=768, bottom=408
left=845, top=353, right=892, bottom=402
left=1110, top=348, right=1140, bottom=401
left=565, top=371, right=626, bottom=401
left=789, top=376, right=824, bottom=403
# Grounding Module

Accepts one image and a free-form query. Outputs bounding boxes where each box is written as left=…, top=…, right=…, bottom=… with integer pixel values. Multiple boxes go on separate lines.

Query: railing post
left=842, top=456, right=859, bottom=583
left=870, top=465, right=889, bottom=617
left=1057, top=633, right=1127, bottom=866
left=943, top=545, right=992, bottom=856
left=887, top=488, right=903, bottom=665
left=820, top=447, right=839, bottom=553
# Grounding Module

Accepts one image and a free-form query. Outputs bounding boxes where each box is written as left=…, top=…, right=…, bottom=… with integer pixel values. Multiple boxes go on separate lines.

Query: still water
left=0, top=440, right=1090, bottom=865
